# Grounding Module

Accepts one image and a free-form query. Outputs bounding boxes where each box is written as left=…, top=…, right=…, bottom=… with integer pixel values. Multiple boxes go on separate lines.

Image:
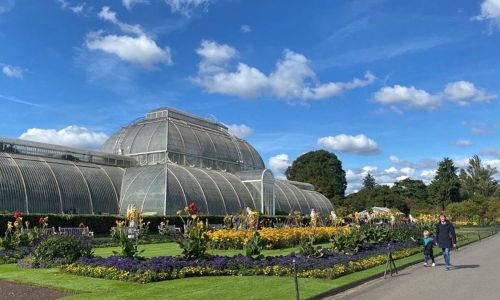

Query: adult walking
left=436, top=213, right=457, bottom=271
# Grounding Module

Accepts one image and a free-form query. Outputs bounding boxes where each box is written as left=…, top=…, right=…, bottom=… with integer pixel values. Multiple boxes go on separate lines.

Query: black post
left=293, top=258, right=299, bottom=300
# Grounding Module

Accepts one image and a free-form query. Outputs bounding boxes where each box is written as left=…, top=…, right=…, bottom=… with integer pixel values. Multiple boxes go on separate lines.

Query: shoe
left=445, top=266, right=450, bottom=271
left=423, top=263, right=428, bottom=267
left=432, top=263, right=435, bottom=267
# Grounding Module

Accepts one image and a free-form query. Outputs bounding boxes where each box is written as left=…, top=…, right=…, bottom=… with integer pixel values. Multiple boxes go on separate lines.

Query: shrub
left=20, top=235, right=93, bottom=268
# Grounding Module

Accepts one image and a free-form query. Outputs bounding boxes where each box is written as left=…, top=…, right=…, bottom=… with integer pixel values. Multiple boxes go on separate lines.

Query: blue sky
left=1, top=0, right=500, bottom=193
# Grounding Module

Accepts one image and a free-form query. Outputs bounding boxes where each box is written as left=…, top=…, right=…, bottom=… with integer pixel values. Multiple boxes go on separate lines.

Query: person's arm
left=450, top=223, right=457, bottom=247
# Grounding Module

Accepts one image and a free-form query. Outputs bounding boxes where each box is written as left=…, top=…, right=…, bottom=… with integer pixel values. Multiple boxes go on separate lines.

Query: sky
left=1, top=0, right=500, bottom=194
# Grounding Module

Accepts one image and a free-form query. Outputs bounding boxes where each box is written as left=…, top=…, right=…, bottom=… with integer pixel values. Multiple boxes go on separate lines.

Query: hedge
left=0, top=214, right=294, bottom=236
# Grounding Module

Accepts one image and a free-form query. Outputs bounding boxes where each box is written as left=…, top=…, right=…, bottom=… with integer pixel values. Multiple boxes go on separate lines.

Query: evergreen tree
left=428, top=157, right=460, bottom=211
left=362, top=173, right=376, bottom=190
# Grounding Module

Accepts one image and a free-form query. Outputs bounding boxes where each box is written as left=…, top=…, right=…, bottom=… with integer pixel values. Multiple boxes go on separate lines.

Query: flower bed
left=61, top=242, right=419, bottom=283
left=208, top=227, right=349, bottom=249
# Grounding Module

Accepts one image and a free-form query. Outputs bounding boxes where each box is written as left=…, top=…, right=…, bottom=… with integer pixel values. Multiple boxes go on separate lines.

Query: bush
left=19, top=235, right=93, bottom=268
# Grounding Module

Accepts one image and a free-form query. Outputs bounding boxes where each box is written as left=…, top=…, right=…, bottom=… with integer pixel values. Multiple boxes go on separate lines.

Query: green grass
left=93, top=242, right=331, bottom=258
left=1, top=228, right=496, bottom=300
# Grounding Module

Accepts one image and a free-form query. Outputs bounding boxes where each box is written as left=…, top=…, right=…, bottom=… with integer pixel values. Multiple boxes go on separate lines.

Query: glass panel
left=148, top=121, right=167, bottom=152
left=15, top=156, right=60, bottom=214
left=184, top=167, right=224, bottom=215
left=120, top=125, right=143, bottom=155
left=78, top=165, right=118, bottom=214
left=142, top=168, right=166, bottom=215
left=130, top=122, right=159, bottom=154
left=207, top=170, right=241, bottom=214
left=168, top=164, right=208, bottom=215
left=166, top=168, right=187, bottom=215
left=48, top=162, right=92, bottom=214
left=219, top=172, right=256, bottom=209
left=0, top=154, right=26, bottom=212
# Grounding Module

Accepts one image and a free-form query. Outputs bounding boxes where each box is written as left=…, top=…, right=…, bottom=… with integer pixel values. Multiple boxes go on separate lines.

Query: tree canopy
left=459, top=155, right=498, bottom=198
left=428, top=157, right=460, bottom=211
left=285, top=150, right=347, bottom=199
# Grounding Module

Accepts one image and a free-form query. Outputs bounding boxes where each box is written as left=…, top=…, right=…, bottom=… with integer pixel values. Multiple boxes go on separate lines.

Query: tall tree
left=392, top=178, right=428, bottom=204
left=285, top=150, right=347, bottom=199
left=362, top=173, right=376, bottom=190
left=459, top=155, right=498, bottom=198
left=428, top=157, right=460, bottom=211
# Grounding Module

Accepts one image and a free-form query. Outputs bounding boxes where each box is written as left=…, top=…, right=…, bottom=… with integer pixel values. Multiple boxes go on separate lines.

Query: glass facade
left=0, top=107, right=334, bottom=216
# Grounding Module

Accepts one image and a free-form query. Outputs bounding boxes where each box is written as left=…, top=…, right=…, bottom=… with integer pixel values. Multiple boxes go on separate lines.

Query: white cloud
left=165, top=0, right=212, bottom=17
left=462, top=121, right=488, bottom=135
left=86, top=7, right=172, bottom=69
left=444, top=81, right=496, bottom=105
left=454, top=139, right=472, bottom=148
left=374, top=81, right=496, bottom=111
left=241, top=25, right=251, bottom=33
left=19, top=126, right=108, bottom=150
left=98, top=6, right=145, bottom=36
left=57, top=0, right=86, bottom=14
left=374, top=85, right=441, bottom=109
left=481, top=147, right=500, bottom=158
left=192, top=40, right=375, bottom=101
left=86, top=34, right=172, bottom=69
left=420, top=169, right=436, bottom=180
left=384, top=166, right=398, bottom=174
left=2, top=65, right=23, bottom=79
left=474, top=0, right=500, bottom=31
left=268, top=154, right=291, bottom=179
left=317, top=134, right=379, bottom=155
left=122, top=0, right=149, bottom=10
left=225, top=124, right=254, bottom=139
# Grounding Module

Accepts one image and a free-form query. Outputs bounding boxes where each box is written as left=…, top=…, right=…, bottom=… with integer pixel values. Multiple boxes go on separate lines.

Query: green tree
left=459, top=155, right=498, bottom=198
left=362, top=173, right=376, bottom=190
left=285, top=150, right=347, bottom=199
left=392, top=178, right=428, bottom=215
left=428, top=157, right=460, bottom=211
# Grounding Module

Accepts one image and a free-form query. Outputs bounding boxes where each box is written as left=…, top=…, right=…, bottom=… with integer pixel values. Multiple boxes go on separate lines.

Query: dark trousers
left=424, top=252, right=435, bottom=264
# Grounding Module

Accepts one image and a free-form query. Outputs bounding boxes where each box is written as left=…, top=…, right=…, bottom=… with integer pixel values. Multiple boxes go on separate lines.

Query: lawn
left=93, top=242, right=331, bottom=258
left=0, top=227, right=496, bottom=300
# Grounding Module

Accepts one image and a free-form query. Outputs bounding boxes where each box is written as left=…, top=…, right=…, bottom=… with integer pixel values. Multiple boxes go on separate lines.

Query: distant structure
left=0, top=107, right=334, bottom=216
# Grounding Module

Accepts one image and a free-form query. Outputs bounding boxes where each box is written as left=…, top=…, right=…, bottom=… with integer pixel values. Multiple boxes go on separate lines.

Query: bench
left=58, top=227, right=94, bottom=237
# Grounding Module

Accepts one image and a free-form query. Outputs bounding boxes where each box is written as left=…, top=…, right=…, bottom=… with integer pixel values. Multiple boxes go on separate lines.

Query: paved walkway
left=328, top=233, right=500, bottom=300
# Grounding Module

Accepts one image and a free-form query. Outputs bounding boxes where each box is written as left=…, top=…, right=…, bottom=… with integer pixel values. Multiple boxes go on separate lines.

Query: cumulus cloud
left=225, top=124, right=254, bottom=139
left=2, top=65, right=23, bottom=79
left=374, top=81, right=496, bottom=111
left=268, top=154, right=291, bottom=179
left=474, top=0, right=500, bottom=31
left=455, top=139, right=472, bottom=148
left=345, top=164, right=432, bottom=195
left=122, top=0, right=149, bottom=10
left=86, top=7, right=172, bottom=69
left=241, top=25, right=251, bottom=33
left=317, top=134, right=379, bottom=155
left=192, top=40, right=375, bottom=102
left=444, top=81, right=496, bottom=105
left=165, top=0, right=212, bottom=17
left=19, top=126, right=108, bottom=150
left=462, top=121, right=488, bottom=135
left=374, top=85, right=441, bottom=109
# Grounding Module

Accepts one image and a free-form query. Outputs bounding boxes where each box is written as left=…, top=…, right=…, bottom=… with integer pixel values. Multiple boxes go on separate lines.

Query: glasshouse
left=0, top=107, right=334, bottom=216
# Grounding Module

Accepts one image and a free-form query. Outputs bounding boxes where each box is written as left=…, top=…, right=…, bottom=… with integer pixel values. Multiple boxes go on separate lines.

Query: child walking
left=412, top=230, right=436, bottom=267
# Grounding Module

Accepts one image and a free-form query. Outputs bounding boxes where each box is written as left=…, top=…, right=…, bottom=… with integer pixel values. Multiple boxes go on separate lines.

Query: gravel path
left=327, top=233, right=500, bottom=300
left=0, top=280, right=73, bottom=300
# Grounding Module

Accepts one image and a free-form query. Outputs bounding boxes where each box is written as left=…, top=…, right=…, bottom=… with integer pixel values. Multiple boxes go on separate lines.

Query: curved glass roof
left=120, top=164, right=333, bottom=216
left=101, top=108, right=264, bottom=172
left=0, top=152, right=123, bottom=214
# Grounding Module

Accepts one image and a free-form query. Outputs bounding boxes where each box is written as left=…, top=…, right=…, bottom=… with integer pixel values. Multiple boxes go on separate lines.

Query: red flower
left=13, top=210, right=23, bottom=219
left=39, top=216, right=46, bottom=226
left=187, top=202, right=198, bottom=215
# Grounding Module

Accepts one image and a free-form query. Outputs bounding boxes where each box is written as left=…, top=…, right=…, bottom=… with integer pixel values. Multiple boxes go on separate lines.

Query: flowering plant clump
left=110, top=205, right=144, bottom=258
left=61, top=241, right=419, bottom=283
left=208, top=226, right=349, bottom=250
left=177, top=202, right=209, bottom=259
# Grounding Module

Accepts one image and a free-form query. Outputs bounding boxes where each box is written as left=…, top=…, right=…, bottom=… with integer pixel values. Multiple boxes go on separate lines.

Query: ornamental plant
left=243, top=231, right=264, bottom=259
left=110, top=205, right=144, bottom=258
left=177, top=202, right=209, bottom=259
